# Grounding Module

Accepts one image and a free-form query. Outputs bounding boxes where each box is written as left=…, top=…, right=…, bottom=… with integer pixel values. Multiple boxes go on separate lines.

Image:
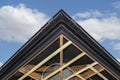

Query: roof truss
left=7, top=34, right=118, bottom=80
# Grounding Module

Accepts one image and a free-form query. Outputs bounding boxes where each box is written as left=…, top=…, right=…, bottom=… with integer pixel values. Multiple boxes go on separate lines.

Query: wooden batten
left=42, top=52, right=86, bottom=80
left=64, top=62, right=98, bottom=80
left=90, top=67, right=108, bottom=80
left=19, top=67, right=41, bottom=80
left=18, top=41, right=72, bottom=80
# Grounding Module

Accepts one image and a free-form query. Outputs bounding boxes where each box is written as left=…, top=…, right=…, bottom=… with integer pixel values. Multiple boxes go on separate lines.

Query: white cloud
left=73, top=11, right=120, bottom=56
left=73, top=11, right=120, bottom=42
left=113, top=1, right=120, bottom=10
left=0, top=4, right=49, bottom=43
left=1, top=3, right=120, bottom=53
left=73, top=11, right=120, bottom=60
left=73, top=10, right=103, bottom=19
left=0, top=62, right=3, bottom=67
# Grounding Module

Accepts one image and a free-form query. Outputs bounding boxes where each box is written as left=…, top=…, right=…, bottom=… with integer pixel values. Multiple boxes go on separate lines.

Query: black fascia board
left=0, top=10, right=120, bottom=79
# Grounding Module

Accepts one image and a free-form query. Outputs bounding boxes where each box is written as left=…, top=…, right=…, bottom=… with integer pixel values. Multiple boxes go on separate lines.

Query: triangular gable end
left=0, top=10, right=120, bottom=80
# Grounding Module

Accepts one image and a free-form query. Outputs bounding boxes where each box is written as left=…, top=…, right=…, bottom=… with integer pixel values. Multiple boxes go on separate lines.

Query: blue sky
left=0, top=0, right=120, bottom=66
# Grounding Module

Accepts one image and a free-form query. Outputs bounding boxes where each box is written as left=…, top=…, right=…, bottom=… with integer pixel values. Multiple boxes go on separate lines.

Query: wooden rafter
left=18, top=35, right=111, bottom=80
left=42, top=52, right=86, bottom=80
left=63, top=35, right=109, bottom=80
left=19, top=67, right=41, bottom=80
left=70, top=64, right=104, bottom=79
left=69, top=68, right=86, bottom=80
left=74, top=74, right=85, bottom=80
left=64, top=62, right=108, bottom=80
left=82, top=65, right=104, bottom=79
left=90, top=67, right=108, bottom=80
left=64, top=62, right=98, bottom=80
left=18, top=41, right=72, bottom=80
left=7, top=36, right=60, bottom=80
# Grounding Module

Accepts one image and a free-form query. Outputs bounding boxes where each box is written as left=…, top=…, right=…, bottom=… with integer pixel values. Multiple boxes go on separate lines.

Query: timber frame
left=0, top=10, right=120, bottom=80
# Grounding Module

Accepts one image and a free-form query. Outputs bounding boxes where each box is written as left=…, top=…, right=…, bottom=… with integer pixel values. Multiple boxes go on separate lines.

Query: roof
left=0, top=10, right=120, bottom=79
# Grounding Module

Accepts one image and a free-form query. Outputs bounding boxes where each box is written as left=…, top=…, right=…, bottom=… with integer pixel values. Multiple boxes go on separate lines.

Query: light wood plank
left=90, top=67, right=108, bottom=80
left=64, top=62, right=98, bottom=80
left=18, top=41, right=72, bottom=80
left=19, top=67, right=41, bottom=80
left=43, top=52, right=86, bottom=80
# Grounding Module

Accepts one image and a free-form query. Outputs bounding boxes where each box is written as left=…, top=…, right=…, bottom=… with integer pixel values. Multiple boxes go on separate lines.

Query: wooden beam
left=63, top=35, right=109, bottom=80
left=90, top=67, right=108, bottom=80
left=7, top=36, right=60, bottom=80
left=60, top=34, right=63, bottom=80
left=82, top=69, right=94, bottom=78
left=75, top=74, right=85, bottom=80
left=69, top=68, right=86, bottom=80
left=42, top=52, right=86, bottom=80
left=71, top=64, right=104, bottom=79
left=71, top=64, right=102, bottom=71
left=68, top=67, right=86, bottom=80
left=19, top=67, right=41, bottom=80
left=82, top=65, right=104, bottom=79
left=18, top=41, right=72, bottom=80
left=26, top=64, right=54, bottom=72
left=64, top=62, right=98, bottom=80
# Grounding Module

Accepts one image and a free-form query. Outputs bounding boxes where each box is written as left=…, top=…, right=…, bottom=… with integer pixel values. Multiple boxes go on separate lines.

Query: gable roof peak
left=58, top=9, right=65, bottom=13
left=52, top=9, right=71, bottom=19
